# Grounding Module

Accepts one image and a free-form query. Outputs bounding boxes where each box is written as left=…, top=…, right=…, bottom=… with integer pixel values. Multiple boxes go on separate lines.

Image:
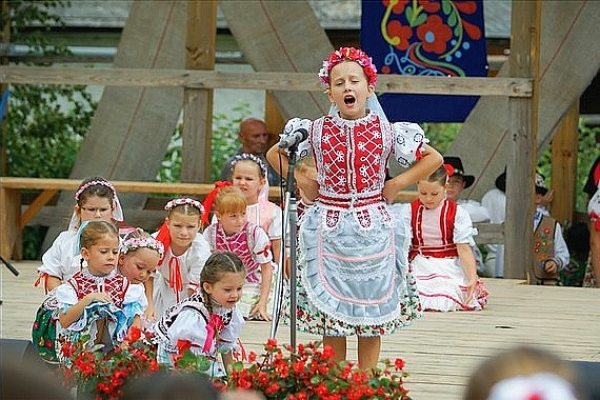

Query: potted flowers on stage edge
left=60, top=328, right=411, bottom=400
left=228, top=339, right=411, bottom=400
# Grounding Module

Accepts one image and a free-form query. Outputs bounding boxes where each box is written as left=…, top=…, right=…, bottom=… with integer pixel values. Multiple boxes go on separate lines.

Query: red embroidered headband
left=318, top=47, right=378, bottom=89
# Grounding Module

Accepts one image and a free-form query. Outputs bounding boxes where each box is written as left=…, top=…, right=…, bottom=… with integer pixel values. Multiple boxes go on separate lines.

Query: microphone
left=278, top=128, right=308, bottom=149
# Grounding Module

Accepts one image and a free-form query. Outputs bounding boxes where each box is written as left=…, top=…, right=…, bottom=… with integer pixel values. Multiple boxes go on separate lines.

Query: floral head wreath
left=318, top=47, right=378, bottom=90
left=201, top=181, right=233, bottom=225
left=75, top=179, right=116, bottom=203
left=164, top=197, right=204, bottom=214
left=231, top=153, right=268, bottom=178
left=121, top=230, right=165, bottom=259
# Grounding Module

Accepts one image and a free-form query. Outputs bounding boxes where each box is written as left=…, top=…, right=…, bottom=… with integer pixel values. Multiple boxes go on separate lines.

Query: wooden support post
left=504, top=0, right=541, bottom=280
left=181, top=0, right=216, bottom=183
left=0, top=187, right=22, bottom=260
left=265, top=91, right=285, bottom=147
left=550, top=101, right=579, bottom=226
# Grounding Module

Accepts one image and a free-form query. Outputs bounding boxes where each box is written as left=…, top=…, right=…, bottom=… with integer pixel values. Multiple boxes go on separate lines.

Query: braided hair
left=200, top=251, right=245, bottom=315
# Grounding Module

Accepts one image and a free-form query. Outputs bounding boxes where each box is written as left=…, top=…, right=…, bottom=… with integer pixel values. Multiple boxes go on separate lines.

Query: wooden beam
left=550, top=101, right=579, bottom=225
left=20, top=189, right=58, bottom=228
left=181, top=0, right=216, bottom=183
left=0, top=66, right=533, bottom=97
left=504, top=0, right=541, bottom=281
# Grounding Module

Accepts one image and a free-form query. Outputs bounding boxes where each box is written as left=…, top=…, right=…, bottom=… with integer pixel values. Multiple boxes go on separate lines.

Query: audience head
left=121, top=370, right=220, bottom=400
left=464, top=346, right=583, bottom=400
left=239, top=118, right=269, bottom=156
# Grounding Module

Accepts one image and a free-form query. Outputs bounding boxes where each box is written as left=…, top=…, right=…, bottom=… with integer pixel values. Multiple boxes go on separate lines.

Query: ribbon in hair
left=201, top=181, right=232, bottom=225
left=155, top=222, right=171, bottom=266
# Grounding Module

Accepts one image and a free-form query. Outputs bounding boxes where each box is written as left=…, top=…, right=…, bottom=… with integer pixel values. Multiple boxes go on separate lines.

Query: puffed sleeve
left=454, top=205, right=477, bottom=244
left=123, top=282, right=148, bottom=325
left=251, top=225, right=272, bottom=264
left=202, top=224, right=217, bottom=252
left=184, top=235, right=212, bottom=292
left=281, top=118, right=313, bottom=159
left=266, top=202, right=282, bottom=240
left=38, top=231, right=79, bottom=279
left=53, top=282, right=78, bottom=312
left=390, top=122, right=429, bottom=168
left=164, top=309, right=209, bottom=352
left=217, top=307, right=244, bottom=353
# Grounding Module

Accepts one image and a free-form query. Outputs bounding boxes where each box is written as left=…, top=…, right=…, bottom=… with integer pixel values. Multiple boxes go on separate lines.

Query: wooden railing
left=0, top=177, right=423, bottom=260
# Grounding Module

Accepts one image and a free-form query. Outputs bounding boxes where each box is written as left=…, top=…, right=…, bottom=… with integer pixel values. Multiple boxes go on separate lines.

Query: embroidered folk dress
left=203, top=221, right=273, bottom=318
left=398, top=198, right=489, bottom=312
left=154, top=294, right=244, bottom=377
left=151, top=235, right=212, bottom=316
left=50, top=268, right=147, bottom=355
left=287, top=111, right=424, bottom=337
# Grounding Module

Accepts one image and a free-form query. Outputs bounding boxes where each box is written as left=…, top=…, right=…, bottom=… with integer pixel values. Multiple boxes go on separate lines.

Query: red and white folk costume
left=203, top=221, right=273, bottom=319
left=401, top=198, right=488, bottom=311
left=286, top=111, right=424, bottom=337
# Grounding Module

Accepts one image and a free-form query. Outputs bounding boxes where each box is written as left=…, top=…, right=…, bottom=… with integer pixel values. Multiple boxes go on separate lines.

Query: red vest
left=409, top=198, right=459, bottom=261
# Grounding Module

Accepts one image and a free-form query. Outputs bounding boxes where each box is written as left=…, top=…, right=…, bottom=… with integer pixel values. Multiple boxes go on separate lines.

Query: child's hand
left=85, top=292, right=113, bottom=304
left=144, top=303, right=157, bottom=320
left=463, top=276, right=477, bottom=304
left=250, top=301, right=272, bottom=322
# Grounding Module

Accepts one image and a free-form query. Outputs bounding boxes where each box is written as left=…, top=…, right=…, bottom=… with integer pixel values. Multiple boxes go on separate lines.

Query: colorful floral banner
left=361, top=0, right=488, bottom=122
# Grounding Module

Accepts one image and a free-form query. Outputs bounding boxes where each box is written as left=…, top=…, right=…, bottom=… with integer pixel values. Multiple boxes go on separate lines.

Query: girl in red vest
left=399, top=165, right=488, bottom=311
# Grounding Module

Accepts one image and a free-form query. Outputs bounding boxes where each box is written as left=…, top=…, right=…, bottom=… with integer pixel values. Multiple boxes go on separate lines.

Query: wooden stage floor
left=1, top=261, right=599, bottom=400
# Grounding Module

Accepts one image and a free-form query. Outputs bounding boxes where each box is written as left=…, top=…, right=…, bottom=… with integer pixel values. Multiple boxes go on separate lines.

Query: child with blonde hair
left=118, top=229, right=164, bottom=322
left=203, top=183, right=274, bottom=321
left=229, top=153, right=282, bottom=265
left=32, top=220, right=146, bottom=362
left=152, top=198, right=211, bottom=317
left=398, top=165, right=488, bottom=311
left=36, top=177, right=124, bottom=293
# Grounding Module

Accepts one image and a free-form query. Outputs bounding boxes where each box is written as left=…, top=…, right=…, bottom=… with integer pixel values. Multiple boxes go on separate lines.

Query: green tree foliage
left=1, top=0, right=96, bottom=178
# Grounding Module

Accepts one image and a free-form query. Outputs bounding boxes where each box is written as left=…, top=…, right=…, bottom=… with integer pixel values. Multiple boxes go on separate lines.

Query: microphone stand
left=269, top=144, right=299, bottom=350
left=0, top=255, right=20, bottom=306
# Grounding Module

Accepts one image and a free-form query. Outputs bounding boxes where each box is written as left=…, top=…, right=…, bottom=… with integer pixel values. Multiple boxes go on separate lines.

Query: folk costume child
left=266, top=47, right=443, bottom=368
left=36, top=177, right=124, bottom=293
left=398, top=165, right=489, bottom=312
left=118, top=229, right=164, bottom=323
left=154, top=251, right=245, bottom=377
left=32, top=221, right=147, bottom=362
left=202, top=184, right=274, bottom=321
left=152, top=198, right=212, bottom=317
left=230, top=153, right=283, bottom=265
left=531, top=173, right=570, bottom=284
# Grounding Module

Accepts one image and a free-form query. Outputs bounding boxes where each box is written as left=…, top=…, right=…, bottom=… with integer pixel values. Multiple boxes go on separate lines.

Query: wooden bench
left=1, top=177, right=423, bottom=260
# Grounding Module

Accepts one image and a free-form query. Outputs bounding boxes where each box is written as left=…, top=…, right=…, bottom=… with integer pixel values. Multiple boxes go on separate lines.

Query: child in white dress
left=36, top=177, right=124, bottom=293
left=118, top=229, right=164, bottom=323
left=32, top=220, right=146, bottom=362
left=152, top=198, right=211, bottom=317
left=154, top=251, right=245, bottom=377
left=399, top=165, right=488, bottom=311
left=203, top=184, right=273, bottom=321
